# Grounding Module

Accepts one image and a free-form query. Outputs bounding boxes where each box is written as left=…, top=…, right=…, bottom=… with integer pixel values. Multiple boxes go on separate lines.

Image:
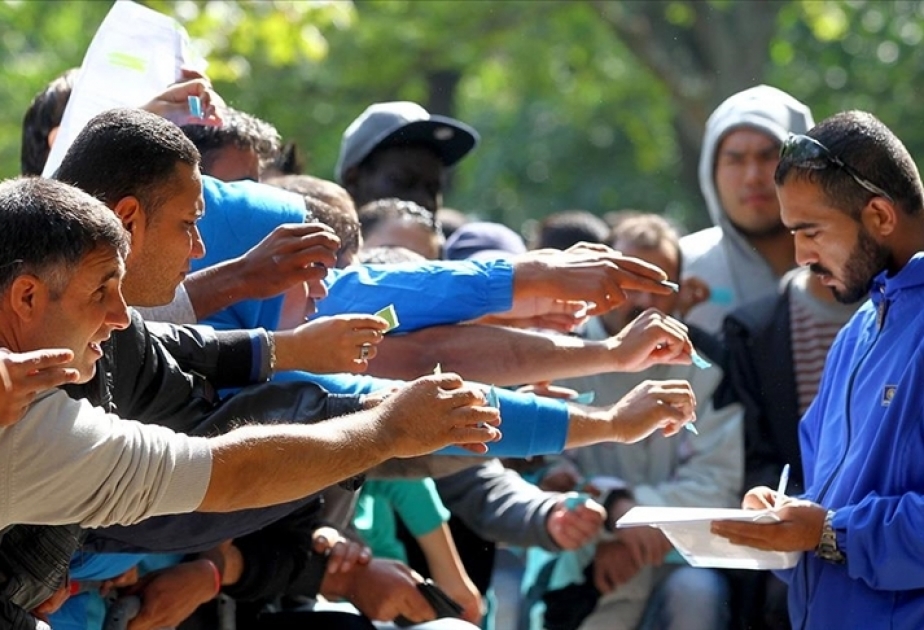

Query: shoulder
left=724, top=293, right=786, bottom=339
left=679, top=226, right=724, bottom=267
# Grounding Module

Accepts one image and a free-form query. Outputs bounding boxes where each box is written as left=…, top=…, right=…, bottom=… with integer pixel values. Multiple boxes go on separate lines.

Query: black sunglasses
left=780, top=134, right=893, bottom=202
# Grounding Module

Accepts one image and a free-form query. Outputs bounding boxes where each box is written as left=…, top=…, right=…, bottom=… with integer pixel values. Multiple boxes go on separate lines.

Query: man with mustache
left=711, top=111, right=924, bottom=630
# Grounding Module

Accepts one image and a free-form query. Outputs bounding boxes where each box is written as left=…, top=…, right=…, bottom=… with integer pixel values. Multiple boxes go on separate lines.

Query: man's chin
left=74, top=363, right=97, bottom=384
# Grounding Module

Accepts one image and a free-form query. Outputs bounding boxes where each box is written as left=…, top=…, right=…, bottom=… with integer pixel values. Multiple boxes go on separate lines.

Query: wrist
left=272, top=329, right=297, bottom=371
left=815, top=509, right=846, bottom=564
left=511, top=258, right=545, bottom=301
left=602, top=335, right=630, bottom=372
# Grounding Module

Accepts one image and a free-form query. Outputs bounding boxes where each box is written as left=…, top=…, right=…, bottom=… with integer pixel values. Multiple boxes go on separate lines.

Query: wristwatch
left=815, top=509, right=846, bottom=564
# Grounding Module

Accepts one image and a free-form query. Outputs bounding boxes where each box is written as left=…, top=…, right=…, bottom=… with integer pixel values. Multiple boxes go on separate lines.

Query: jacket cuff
left=212, top=329, right=264, bottom=385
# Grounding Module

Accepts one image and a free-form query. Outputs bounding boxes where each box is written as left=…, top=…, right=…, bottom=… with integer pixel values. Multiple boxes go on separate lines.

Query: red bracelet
left=202, top=558, right=221, bottom=597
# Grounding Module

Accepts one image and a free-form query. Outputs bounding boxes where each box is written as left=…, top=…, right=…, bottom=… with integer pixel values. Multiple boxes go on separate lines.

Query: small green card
left=374, top=304, right=400, bottom=332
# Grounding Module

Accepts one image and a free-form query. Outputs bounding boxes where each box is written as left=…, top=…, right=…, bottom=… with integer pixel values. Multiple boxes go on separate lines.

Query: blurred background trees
left=2, top=0, right=923, bottom=232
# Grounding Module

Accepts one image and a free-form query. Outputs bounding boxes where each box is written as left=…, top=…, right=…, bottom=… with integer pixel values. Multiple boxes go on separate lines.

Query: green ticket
left=375, top=304, right=400, bottom=332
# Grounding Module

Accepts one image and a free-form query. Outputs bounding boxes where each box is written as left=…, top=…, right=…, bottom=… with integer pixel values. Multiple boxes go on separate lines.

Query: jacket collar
left=870, top=251, right=924, bottom=305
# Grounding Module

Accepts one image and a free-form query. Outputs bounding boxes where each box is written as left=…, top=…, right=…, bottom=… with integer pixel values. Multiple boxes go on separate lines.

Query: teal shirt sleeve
left=376, top=478, right=450, bottom=537
left=316, top=260, right=515, bottom=332
left=293, top=372, right=570, bottom=457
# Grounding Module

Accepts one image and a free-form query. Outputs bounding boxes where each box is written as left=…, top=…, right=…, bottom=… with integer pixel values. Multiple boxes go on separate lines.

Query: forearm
left=183, top=259, right=253, bottom=321
left=200, top=411, right=391, bottom=513
left=563, top=405, right=618, bottom=449
left=317, top=261, right=515, bottom=331
left=371, top=325, right=614, bottom=386
left=417, top=525, right=470, bottom=589
left=438, top=462, right=559, bottom=549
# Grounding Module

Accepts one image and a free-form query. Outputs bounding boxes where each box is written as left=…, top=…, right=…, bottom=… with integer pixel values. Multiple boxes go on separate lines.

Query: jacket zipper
left=798, top=287, right=888, bottom=630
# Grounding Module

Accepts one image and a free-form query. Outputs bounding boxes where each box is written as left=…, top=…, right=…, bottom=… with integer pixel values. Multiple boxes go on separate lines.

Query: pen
left=775, top=463, right=790, bottom=508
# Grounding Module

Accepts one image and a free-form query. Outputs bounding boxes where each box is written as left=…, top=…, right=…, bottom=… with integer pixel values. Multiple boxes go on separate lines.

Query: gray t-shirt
left=0, top=389, right=211, bottom=529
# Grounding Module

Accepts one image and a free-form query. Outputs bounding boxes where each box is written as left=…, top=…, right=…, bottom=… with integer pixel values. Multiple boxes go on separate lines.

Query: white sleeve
left=0, top=390, right=212, bottom=529
left=134, top=283, right=197, bottom=325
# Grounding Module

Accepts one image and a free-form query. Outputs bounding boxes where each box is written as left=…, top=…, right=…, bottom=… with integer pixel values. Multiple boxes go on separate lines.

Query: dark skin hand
left=710, top=486, right=826, bottom=552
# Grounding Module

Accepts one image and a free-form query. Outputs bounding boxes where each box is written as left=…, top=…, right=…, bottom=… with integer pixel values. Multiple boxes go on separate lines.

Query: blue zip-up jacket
left=781, top=253, right=924, bottom=629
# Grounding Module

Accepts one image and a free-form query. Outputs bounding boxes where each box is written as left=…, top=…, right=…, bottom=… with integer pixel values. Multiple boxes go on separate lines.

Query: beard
left=812, top=227, right=890, bottom=304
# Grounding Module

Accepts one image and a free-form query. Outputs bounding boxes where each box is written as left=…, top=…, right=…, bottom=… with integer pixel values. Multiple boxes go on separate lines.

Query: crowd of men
left=1, top=44, right=922, bottom=630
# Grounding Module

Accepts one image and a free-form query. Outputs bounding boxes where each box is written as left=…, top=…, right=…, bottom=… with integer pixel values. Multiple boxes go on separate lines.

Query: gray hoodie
left=680, top=85, right=814, bottom=334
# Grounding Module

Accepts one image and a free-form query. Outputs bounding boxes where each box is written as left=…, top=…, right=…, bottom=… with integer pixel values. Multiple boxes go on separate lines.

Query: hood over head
left=699, top=85, right=814, bottom=229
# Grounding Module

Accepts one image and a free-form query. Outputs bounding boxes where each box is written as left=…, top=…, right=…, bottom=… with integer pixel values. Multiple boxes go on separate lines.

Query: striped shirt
left=788, top=270, right=859, bottom=415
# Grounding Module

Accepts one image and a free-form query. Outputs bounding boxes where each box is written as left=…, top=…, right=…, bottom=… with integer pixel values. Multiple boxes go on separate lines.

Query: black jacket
left=724, top=291, right=804, bottom=496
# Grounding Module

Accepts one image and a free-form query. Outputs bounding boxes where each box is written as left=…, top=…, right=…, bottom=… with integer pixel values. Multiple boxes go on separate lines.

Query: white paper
left=616, top=506, right=801, bottom=570
left=42, top=0, right=204, bottom=177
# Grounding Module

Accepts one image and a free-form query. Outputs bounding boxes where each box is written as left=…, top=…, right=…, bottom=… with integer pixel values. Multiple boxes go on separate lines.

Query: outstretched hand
left=606, top=308, right=695, bottom=372
left=0, top=347, right=79, bottom=426
left=512, top=244, right=673, bottom=316
left=378, top=374, right=501, bottom=457
left=277, top=314, right=389, bottom=374
left=608, top=379, right=697, bottom=443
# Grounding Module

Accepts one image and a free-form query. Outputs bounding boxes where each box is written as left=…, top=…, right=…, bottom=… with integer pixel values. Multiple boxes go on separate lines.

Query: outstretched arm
left=370, top=308, right=694, bottom=386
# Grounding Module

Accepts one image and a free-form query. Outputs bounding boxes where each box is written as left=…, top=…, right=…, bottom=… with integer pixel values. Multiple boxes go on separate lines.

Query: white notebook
left=616, top=506, right=801, bottom=570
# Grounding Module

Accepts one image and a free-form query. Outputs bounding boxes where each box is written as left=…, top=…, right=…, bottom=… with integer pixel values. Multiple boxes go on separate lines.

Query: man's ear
left=8, top=275, right=46, bottom=322
left=342, top=166, right=359, bottom=189
left=112, top=196, right=146, bottom=237
left=862, top=197, right=898, bottom=238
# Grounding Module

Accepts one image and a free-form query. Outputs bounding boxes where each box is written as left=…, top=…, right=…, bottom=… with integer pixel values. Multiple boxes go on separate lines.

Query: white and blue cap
left=335, top=101, right=480, bottom=183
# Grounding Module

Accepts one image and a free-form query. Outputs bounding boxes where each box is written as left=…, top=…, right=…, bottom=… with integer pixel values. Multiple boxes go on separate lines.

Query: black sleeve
left=68, top=310, right=219, bottom=433
left=724, top=313, right=792, bottom=494
left=0, top=599, right=39, bottom=630
left=144, top=319, right=258, bottom=389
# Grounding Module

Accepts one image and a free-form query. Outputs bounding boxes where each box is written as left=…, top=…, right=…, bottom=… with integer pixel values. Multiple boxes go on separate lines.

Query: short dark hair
left=611, top=213, right=683, bottom=275
left=263, top=140, right=305, bottom=178
left=20, top=68, right=78, bottom=176
left=55, top=108, right=200, bottom=220
left=266, top=174, right=361, bottom=265
left=534, top=210, right=611, bottom=250
left=0, top=178, right=129, bottom=296
left=776, top=111, right=924, bottom=218
left=357, top=198, right=442, bottom=241
left=265, top=174, right=355, bottom=214
left=181, top=107, right=280, bottom=177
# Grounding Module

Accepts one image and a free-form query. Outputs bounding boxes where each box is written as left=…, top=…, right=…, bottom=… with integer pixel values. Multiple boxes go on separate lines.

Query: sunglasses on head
left=780, top=134, right=893, bottom=202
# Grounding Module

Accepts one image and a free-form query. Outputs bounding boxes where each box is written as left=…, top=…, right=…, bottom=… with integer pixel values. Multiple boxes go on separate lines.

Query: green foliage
left=3, top=0, right=924, bottom=234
